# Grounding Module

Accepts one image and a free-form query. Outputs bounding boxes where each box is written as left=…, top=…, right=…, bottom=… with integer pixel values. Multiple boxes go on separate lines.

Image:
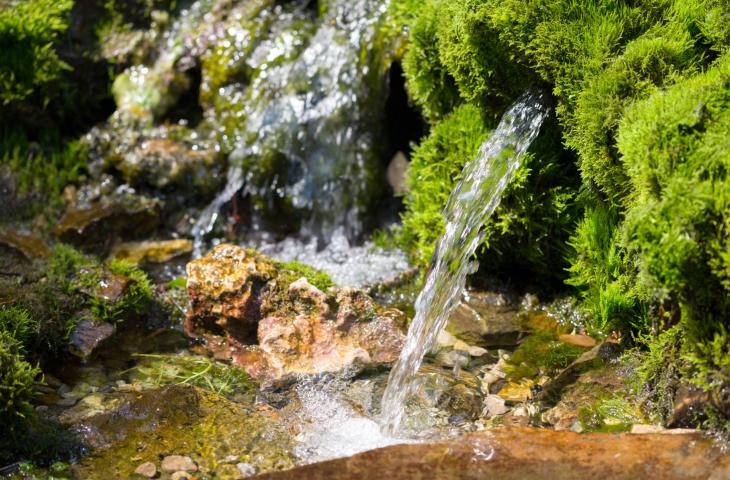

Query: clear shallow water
left=292, top=375, right=411, bottom=463
left=380, top=91, right=550, bottom=433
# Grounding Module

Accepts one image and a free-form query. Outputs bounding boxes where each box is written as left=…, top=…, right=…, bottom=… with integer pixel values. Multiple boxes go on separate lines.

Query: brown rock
left=68, top=320, right=116, bottom=360
left=0, top=229, right=50, bottom=259
left=161, top=455, right=197, bottom=473
left=185, top=245, right=405, bottom=386
left=134, top=461, right=157, bottom=478
left=558, top=333, right=597, bottom=348
left=255, top=428, right=730, bottom=480
left=447, top=291, right=525, bottom=346
left=111, top=239, right=193, bottom=265
left=54, top=193, right=160, bottom=249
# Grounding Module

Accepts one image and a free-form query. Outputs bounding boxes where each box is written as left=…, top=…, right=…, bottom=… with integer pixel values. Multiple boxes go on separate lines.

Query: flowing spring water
left=191, top=0, right=392, bottom=246
left=380, top=91, right=550, bottom=433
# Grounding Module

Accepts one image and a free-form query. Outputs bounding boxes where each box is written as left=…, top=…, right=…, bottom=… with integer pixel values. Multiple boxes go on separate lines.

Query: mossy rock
left=70, top=385, right=296, bottom=479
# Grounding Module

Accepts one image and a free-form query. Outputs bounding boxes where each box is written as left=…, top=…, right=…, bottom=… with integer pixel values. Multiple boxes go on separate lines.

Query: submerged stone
left=185, top=244, right=405, bottom=386
left=68, top=320, right=116, bottom=361
left=70, top=385, right=295, bottom=479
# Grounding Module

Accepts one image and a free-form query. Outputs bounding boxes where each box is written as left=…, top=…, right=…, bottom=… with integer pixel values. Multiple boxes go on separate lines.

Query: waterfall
left=380, top=90, right=550, bottom=433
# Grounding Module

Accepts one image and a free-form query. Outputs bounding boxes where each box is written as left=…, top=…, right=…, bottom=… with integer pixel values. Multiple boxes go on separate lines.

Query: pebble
left=483, top=395, right=509, bottom=417
left=134, top=462, right=157, bottom=478
left=237, top=463, right=257, bottom=477
left=161, top=455, right=198, bottom=473
left=171, top=472, right=193, bottom=480
left=56, top=397, right=78, bottom=407
left=223, top=455, right=239, bottom=464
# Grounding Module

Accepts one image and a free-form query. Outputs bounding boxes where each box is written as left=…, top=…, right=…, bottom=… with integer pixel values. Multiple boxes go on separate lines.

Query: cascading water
left=190, top=0, right=393, bottom=247
left=380, top=90, right=550, bottom=433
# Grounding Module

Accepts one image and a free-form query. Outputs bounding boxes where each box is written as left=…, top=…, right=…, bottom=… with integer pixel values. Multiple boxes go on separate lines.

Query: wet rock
left=68, top=320, right=116, bottom=360
left=537, top=342, right=620, bottom=403
left=483, top=394, right=509, bottom=418
left=558, top=333, right=597, bottom=348
left=446, top=291, right=524, bottom=346
left=70, top=385, right=295, bottom=478
left=185, top=245, right=405, bottom=386
left=118, top=138, right=222, bottom=194
left=667, top=384, right=710, bottom=428
left=171, top=471, right=193, bottom=480
left=0, top=229, right=50, bottom=259
left=54, top=190, right=160, bottom=250
left=386, top=151, right=408, bottom=194
left=436, top=383, right=484, bottom=421
left=237, top=463, right=257, bottom=477
left=161, top=456, right=197, bottom=473
left=498, top=379, right=535, bottom=403
left=256, top=428, right=730, bottom=480
left=111, top=239, right=193, bottom=265
left=134, top=462, right=157, bottom=478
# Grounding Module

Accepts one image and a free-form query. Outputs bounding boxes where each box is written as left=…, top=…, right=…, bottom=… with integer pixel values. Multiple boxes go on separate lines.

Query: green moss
left=94, top=258, right=153, bottom=323
left=567, top=203, right=648, bottom=335
left=0, top=331, right=41, bottom=463
left=505, top=330, right=585, bottom=381
left=0, top=0, right=72, bottom=107
left=273, top=259, right=334, bottom=291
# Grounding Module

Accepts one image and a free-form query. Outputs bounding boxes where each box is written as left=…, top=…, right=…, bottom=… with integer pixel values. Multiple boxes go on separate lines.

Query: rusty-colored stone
left=0, top=229, right=50, bottom=259
left=185, top=245, right=405, bottom=386
left=254, top=428, right=730, bottom=480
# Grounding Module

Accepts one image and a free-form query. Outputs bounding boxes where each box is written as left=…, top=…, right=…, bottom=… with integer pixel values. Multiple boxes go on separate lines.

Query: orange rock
left=558, top=333, right=597, bottom=348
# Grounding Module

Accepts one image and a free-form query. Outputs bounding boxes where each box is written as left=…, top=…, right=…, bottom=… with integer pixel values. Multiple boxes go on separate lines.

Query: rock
left=254, top=428, right=730, bottom=480
left=667, top=384, right=711, bottom=428
left=537, top=342, right=621, bottom=403
left=446, top=291, right=524, bottom=346
left=134, top=462, right=157, bottom=478
left=386, top=151, right=408, bottom=194
left=498, top=379, right=535, bottom=403
left=170, top=471, right=193, bottom=480
left=161, top=455, right=197, bottom=473
left=118, top=138, right=221, bottom=194
left=630, top=424, right=665, bottom=434
left=436, top=383, right=484, bottom=421
left=558, top=333, right=597, bottom=348
left=69, top=385, right=295, bottom=478
left=68, top=320, right=116, bottom=360
left=53, top=190, right=160, bottom=249
left=483, top=394, right=509, bottom=418
left=0, top=229, right=50, bottom=259
left=237, top=463, right=257, bottom=477
left=111, top=239, right=193, bottom=265
left=185, top=245, right=405, bottom=385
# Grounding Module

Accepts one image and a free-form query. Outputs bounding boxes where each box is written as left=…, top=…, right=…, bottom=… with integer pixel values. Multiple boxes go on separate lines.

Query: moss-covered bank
left=393, top=0, right=730, bottom=435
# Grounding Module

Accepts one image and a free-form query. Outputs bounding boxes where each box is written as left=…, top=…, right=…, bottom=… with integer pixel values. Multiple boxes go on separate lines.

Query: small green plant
left=128, top=354, right=255, bottom=398
left=89, top=259, right=153, bottom=323
left=0, top=331, right=41, bottom=459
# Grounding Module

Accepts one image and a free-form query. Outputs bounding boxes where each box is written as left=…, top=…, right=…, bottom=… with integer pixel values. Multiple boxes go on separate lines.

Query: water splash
left=248, top=227, right=410, bottom=288
left=293, top=375, right=410, bottom=463
left=380, top=91, right=550, bottom=432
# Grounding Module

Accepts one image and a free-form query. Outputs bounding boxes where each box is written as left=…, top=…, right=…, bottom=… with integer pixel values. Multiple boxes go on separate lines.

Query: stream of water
left=380, top=91, right=550, bottom=433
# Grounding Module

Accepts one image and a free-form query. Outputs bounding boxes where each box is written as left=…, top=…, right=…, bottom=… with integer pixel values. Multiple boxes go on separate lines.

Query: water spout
left=380, top=90, right=550, bottom=433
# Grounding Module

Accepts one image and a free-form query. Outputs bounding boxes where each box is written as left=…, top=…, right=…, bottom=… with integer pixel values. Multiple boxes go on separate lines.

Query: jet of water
left=380, top=90, right=550, bottom=433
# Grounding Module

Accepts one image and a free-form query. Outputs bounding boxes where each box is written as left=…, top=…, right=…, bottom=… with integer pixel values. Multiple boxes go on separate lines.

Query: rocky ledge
left=255, top=428, right=729, bottom=480
left=185, top=244, right=406, bottom=386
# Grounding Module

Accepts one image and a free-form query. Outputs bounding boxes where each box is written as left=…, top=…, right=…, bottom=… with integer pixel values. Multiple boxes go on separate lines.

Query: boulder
left=186, top=245, right=405, bottom=386
left=255, top=428, right=730, bottom=480
left=54, top=190, right=160, bottom=249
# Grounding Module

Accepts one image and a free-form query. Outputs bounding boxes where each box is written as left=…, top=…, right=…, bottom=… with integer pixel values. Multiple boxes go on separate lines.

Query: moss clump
left=0, top=0, right=72, bottom=109
left=90, top=258, right=154, bottom=324
left=505, top=330, right=585, bottom=382
left=618, top=53, right=730, bottom=398
left=0, top=331, right=41, bottom=463
left=567, top=203, right=648, bottom=335
left=274, top=259, right=335, bottom=291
